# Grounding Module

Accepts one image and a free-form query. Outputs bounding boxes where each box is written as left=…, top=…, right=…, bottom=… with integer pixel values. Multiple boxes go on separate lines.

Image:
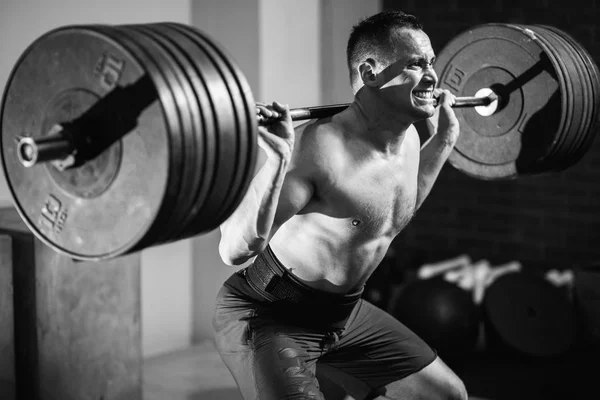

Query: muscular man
left=214, top=10, right=467, bottom=400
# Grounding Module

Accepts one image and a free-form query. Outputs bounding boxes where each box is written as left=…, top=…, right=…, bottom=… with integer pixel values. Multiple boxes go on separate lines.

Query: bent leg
left=217, top=316, right=328, bottom=399
left=319, top=299, right=467, bottom=400
left=213, top=280, right=328, bottom=399
left=374, top=356, right=468, bottom=400
left=252, top=329, right=324, bottom=399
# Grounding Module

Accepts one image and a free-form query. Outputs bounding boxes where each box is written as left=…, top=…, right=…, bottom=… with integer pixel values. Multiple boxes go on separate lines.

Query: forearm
left=219, top=157, right=289, bottom=265
left=416, top=133, right=456, bottom=209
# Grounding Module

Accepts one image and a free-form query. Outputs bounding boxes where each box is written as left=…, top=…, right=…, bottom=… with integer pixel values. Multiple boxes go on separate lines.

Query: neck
left=333, top=88, right=413, bottom=155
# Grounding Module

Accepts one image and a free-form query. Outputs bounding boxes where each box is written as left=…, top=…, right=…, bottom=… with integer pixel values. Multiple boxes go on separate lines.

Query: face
left=372, top=29, right=438, bottom=120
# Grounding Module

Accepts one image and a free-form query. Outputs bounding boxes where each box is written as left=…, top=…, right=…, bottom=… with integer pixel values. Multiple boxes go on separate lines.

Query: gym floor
left=141, top=341, right=494, bottom=400
left=143, top=341, right=593, bottom=400
left=143, top=341, right=242, bottom=400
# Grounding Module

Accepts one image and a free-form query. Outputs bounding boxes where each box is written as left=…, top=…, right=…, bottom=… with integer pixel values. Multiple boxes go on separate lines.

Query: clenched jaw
left=412, top=89, right=434, bottom=104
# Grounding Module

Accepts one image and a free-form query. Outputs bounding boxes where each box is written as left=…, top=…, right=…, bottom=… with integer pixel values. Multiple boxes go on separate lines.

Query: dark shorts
left=212, top=246, right=437, bottom=400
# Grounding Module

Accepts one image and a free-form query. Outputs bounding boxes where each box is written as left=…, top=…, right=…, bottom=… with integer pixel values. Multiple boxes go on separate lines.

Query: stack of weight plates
left=434, top=23, right=600, bottom=180
left=0, top=23, right=258, bottom=261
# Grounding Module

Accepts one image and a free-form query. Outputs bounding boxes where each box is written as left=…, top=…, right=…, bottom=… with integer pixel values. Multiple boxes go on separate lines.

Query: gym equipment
left=393, top=278, right=480, bottom=355
left=436, top=24, right=600, bottom=180
left=482, top=271, right=575, bottom=357
left=1, top=22, right=598, bottom=260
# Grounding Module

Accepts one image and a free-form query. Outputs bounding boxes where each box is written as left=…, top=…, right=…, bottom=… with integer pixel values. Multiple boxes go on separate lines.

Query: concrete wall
left=321, top=0, right=383, bottom=104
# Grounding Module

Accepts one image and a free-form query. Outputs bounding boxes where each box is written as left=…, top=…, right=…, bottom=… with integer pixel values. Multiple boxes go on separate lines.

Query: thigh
left=213, top=283, right=329, bottom=399
left=249, top=321, right=326, bottom=399
left=213, top=282, right=258, bottom=399
left=319, top=299, right=437, bottom=397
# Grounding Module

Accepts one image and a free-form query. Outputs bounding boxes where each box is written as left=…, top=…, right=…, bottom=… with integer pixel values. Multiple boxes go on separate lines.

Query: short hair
left=346, top=11, right=423, bottom=89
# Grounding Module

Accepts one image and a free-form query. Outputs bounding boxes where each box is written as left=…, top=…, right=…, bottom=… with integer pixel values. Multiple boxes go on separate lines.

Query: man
left=214, top=10, right=468, bottom=400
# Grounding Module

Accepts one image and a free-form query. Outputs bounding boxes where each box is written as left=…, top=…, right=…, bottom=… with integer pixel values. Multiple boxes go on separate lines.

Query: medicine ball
left=392, top=278, right=480, bottom=355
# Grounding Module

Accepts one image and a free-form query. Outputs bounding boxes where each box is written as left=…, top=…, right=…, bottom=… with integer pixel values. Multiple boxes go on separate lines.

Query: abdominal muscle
left=268, top=214, right=398, bottom=294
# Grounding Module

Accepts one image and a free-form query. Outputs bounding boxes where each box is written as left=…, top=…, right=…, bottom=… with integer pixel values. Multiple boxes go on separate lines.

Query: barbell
left=1, top=22, right=598, bottom=261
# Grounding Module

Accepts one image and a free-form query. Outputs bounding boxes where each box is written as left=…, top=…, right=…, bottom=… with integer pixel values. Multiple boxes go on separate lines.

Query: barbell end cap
left=17, top=137, right=38, bottom=168
left=474, top=88, right=500, bottom=116
left=486, top=92, right=499, bottom=104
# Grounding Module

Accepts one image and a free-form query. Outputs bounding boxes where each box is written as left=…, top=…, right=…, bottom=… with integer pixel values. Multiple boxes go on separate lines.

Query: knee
left=380, top=370, right=468, bottom=400
left=445, top=375, right=468, bottom=400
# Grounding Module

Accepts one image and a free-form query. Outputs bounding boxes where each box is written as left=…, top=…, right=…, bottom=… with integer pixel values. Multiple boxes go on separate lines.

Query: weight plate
left=483, top=272, right=575, bottom=357
left=142, top=24, right=216, bottom=241
left=113, top=25, right=190, bottom=247
left=0, top=26, right=170, bottom=260
left=538, top=25, right=600, bottom=169
left=434, top=24, right=563, bottom=180
left=164, top=23, right=245, bottom=234
left=538, top=26, right=591, bottom=170
left=171, top=24, right=248, bottom=233
left=179, top=24, right=256, bottom=231
left=145, top=24, right=220, bottom=240
left=92, top=25, right=187, bottom=251
left=524, top=25, right=581, bottom=173
left=127, top=24, right=205, bottom=244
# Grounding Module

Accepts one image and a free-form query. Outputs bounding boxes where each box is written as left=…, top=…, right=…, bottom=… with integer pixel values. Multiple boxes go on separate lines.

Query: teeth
left=413, top=91, right=433, bottom=99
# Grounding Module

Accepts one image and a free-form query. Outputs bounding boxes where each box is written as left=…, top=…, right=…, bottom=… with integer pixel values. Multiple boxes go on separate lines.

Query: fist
left=256, top=101, right=295, bottom=160
left=434, top=88, right=460, bottom=145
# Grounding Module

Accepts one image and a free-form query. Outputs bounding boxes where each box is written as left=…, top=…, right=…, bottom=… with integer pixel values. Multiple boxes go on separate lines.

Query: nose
left=422, top=66, right=438, bottom=86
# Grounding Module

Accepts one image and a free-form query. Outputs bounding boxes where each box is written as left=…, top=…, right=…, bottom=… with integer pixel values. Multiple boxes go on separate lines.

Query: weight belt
left=245, top=245, right=363, bottom=329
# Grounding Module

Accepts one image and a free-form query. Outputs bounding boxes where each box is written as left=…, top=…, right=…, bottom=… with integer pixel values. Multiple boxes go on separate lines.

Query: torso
left=269, top=119, right=421, bottom=294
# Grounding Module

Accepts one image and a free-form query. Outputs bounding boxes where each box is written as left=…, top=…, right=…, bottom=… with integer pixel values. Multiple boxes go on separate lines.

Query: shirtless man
left=214, top=10, right=468, bottom=400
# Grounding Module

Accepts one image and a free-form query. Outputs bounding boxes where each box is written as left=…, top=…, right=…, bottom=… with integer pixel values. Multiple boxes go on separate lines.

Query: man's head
left=347, top=11, right=425, bottom=89
left=346, top=11, right=437, bottom=119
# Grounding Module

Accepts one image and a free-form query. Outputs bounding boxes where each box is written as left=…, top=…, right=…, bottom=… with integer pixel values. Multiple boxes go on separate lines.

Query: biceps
left=272, top=174, right=314, bottom=229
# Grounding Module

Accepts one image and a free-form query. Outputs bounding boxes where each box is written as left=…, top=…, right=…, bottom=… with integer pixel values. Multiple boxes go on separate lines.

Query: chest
left=320, top=150, right=419, bottom=235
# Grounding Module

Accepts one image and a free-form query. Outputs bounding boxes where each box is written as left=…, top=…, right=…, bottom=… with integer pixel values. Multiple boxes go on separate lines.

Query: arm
left=415, top=89, right=459, bottom=209
left=218, top=102, right=314, bottom=266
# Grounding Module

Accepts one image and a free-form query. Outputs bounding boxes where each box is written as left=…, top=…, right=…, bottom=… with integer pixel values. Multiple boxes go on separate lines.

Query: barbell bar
left=18, top=92, right=499, bottom=168
left=0, top=22, right=598, bottom=261
left=275, top=92, right=500, bottom=121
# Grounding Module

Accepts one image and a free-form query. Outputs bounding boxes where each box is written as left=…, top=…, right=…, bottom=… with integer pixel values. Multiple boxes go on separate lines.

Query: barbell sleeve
left=17, top=129, right=74, bottom=168
left=283, top=92, right=499, bottom=122
left=452, top=92, right=499, bottom=108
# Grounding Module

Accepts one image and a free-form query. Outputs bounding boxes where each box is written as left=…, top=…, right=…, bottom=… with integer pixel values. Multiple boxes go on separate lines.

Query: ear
left=358, top=58, right=378, bottom=88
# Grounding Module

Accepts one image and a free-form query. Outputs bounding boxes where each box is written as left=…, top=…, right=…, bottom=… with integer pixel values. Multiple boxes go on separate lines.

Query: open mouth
left=413, top=90, right=434, bottom=101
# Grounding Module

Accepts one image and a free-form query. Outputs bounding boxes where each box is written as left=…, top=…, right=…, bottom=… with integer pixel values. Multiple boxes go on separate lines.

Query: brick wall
left=383, top=0, right=600, bottom=270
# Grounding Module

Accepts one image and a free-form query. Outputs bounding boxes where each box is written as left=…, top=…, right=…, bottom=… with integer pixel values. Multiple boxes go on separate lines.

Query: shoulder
left=293, top=119, right=347, bottom=165
left=288, top=119, right=347, bottom=190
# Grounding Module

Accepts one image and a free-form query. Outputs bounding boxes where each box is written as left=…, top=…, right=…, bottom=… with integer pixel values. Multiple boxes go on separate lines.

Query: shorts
left=212, top=246, right=437, bottom=399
